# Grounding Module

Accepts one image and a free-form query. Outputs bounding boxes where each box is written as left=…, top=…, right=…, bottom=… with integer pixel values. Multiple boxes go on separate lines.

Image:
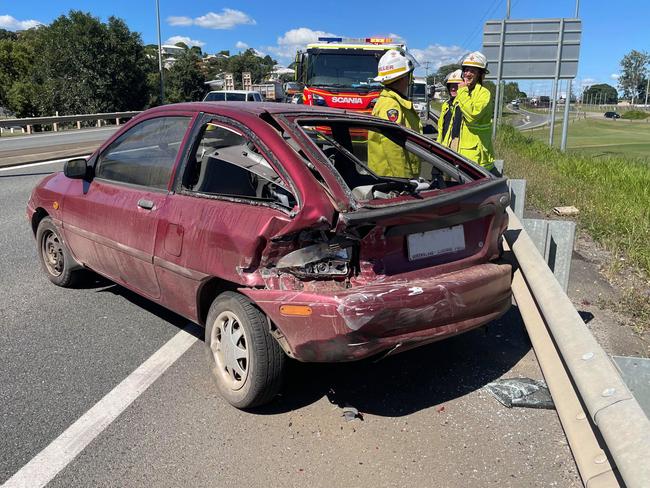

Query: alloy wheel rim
left=210, top=310, right=249, bottom=390
left=42, top=230, right=64, bottom=277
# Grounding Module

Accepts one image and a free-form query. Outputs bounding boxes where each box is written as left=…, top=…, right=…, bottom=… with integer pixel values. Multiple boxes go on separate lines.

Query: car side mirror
left=64, top=158, right=89, bottom=179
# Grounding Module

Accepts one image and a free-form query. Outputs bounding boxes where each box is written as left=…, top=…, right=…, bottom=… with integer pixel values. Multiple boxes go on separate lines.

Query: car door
left=62, top=114, right=194, bottom=299
left=153, top=117, right=298, bottom=320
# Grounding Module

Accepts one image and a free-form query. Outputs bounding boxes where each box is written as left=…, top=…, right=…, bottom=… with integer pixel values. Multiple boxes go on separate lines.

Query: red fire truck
left=295, top=37, right=406, bottom=113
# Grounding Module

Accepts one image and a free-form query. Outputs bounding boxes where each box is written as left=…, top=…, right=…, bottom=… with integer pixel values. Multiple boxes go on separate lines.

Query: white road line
left=2, top=329, right=198, bottom=488
left=0, top=156, right=91, bottom=172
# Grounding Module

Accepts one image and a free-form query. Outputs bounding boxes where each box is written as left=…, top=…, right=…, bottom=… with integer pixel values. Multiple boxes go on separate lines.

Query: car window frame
left=93, top=113, right=197, bottom=193
left=173, top=113, right=300, bottom=215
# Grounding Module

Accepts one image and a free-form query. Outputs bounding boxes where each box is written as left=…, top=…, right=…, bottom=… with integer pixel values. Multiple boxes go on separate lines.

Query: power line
left=460, top=0, right=504, bottom=51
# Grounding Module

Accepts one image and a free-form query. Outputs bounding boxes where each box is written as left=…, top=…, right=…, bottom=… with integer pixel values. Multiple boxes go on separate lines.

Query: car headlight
left=312, top=93, right=326, bottom=106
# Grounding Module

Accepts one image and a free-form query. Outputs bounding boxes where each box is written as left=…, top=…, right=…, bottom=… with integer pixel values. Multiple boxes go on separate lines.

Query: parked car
left=203, top=90, right=263, bottom=102
left=604, top=111, right=621, bottom=119
left=28, top=102, right=512, bottom=409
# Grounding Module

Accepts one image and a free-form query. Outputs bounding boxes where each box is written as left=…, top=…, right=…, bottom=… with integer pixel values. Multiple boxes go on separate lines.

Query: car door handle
left=137, top=199, right=155, bottom=210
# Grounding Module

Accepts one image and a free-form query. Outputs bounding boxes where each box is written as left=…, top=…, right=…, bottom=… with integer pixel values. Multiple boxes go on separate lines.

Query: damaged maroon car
left=27, top=102, right=512, bottom=408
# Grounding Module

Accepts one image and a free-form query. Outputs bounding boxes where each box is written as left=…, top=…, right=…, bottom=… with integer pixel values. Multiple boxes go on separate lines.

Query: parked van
left=203, top=90, right=264, bottom=102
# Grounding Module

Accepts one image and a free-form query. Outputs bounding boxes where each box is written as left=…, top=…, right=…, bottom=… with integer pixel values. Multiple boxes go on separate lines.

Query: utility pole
left=155, top=0, right=164, bottom=105
left=422, top=61, right=433, bottom=114
left=645, top=73, right=649, bottom=108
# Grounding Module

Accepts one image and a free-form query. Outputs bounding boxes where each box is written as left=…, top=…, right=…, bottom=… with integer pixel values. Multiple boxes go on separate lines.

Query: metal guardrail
left=0, top=111, right=141, bottom=133
left=506, top=208, right=650, bottom=488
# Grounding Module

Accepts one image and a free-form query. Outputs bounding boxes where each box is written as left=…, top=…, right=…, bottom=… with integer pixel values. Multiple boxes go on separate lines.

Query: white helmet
left=445, top=69, right=464, bottom=85
left=462, top=51, right=489, bottom=73
left=374, top=49, right=418, bottom=84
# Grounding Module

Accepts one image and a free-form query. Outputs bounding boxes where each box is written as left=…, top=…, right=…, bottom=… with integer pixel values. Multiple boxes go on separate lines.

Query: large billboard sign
left=483, top=19, right=581, bottom=80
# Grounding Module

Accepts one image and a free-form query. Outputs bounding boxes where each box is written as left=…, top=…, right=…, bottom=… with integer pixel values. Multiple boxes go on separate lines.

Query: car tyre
left=36, top=217, right=83, bottom=287
left=204, top=291, right=285, bottom=409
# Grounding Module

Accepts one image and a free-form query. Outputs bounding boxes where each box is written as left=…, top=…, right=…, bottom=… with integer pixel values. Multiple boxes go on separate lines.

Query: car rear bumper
left=241, top=262, right=512, bottom=362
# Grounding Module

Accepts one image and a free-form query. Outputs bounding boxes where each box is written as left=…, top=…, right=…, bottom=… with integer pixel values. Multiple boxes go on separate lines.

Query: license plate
left=407, top=225, right=466, bottom=261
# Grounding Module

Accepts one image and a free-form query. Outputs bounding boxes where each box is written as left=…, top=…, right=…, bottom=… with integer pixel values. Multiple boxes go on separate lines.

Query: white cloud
left=167, top=9, right=255, bottom=30
left=0, top=14, right=41, bottom=31
left=610, top=73, right=620, bottom=80
left=165, top=35, right=206, bottom=48
left=235, top=41, right=249, bottom=49
left=409, top=44, right=467, bottom=74
left=580, top=77, right=597, bottom=89
left=265, top=27, right=338, bottom=60
left=167, top=16, right=193, bottom=26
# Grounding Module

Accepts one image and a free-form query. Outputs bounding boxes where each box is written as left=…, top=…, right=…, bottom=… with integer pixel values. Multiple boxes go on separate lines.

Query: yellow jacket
left=368, top=88, right=423, bottom=178
left=436, top=99, right=458, bottom=147
left=454, top=84, right=495, bottom=170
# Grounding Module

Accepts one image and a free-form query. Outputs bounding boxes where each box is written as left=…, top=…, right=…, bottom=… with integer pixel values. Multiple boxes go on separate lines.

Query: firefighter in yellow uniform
left=367, top=49, right=423, bottom=178
left=455, top=51, right=496, bottom=172
left=437, top=69, right=464, bottom=149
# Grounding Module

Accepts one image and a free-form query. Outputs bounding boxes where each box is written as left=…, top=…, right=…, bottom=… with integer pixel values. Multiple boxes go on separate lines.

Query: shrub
left=621, top=110, right=649, bottom=120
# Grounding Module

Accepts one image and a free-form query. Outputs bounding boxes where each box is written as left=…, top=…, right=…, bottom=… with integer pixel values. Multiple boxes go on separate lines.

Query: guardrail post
left=115, top=117, right=120, bottom=126
left=494, top=159, right=504, bottom=176
left=522, top=219, right=576, bottom=292
left=96, top=119, right=101, bottom=128
left=506, top=179, right=526, bottom=219
left=26, top=125, right=32, bottom=135
left=53, top=111, right=59, bottom=132
left=77, top=121, right=82, bottom=129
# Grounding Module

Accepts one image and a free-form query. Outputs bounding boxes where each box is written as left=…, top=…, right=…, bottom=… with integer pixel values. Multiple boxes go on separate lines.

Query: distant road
left=509, top=107, right=550, bottom=130
left=0, top=127, right=117, bottom=167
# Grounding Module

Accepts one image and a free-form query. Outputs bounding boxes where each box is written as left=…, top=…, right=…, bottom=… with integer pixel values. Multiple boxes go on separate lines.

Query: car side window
left=96, top=116, right=191, bottom=189
left=182, top=123, right=296, bottom=209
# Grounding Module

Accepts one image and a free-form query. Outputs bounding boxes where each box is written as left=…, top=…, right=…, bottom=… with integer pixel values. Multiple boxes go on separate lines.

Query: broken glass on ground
left=485, top=378, right=555, bottom=409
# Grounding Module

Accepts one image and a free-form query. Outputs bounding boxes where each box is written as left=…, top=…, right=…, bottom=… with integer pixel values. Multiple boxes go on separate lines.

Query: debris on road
left=485, top=378, right=555, bottom=409
left=342, top=406, right=364, bottom=422
left=553, top=206, right=579, bottom=216
left=327, top=388, right=364, bottom=421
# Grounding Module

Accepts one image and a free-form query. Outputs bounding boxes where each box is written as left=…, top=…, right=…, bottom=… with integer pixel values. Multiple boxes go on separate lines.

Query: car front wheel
left=36, top=217, right=83, bottom=287
left=204, top=292, right=285, bottom=409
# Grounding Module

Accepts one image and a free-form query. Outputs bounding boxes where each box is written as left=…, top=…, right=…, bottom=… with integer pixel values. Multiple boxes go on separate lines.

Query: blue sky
left=2, top=0, right=648, bottom=96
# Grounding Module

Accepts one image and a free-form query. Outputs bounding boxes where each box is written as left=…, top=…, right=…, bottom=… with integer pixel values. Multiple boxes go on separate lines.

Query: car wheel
left=36, top=217, right=82, bottom=287
left=204, top=291, right=285, bottom=409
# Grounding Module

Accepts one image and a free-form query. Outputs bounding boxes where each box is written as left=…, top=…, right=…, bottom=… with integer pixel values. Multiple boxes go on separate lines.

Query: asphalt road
left=0, top=160, right=580, bottom=487
left=0, top=127, right=116, bottom=167
left=509, top=107, right=550, bottom=130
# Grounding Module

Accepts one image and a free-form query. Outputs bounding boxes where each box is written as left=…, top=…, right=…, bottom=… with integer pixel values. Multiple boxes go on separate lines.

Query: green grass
left=621, top=110, right=650, bottom=120
left=524, top=118, right=650, bottom=161
left=496, top=124, right=650, bottom=275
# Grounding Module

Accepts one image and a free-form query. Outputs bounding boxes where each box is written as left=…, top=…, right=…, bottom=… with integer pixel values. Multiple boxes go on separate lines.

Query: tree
left=165, top=49, right=205, bottom=102
left=226, top=49, right=277, bottom=86
left=2, top=11, right=152, bottom=117
left=503, top=82, right=527, bottom=102
left=582, top=84, right=618, bottom=104
left=618, top=50, right=649, bottom=103
left=427, top=63, right=461, bottom=85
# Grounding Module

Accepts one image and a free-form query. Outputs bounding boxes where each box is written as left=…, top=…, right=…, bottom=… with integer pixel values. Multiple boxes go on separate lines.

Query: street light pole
left=155, top=0, right=164, bottom=104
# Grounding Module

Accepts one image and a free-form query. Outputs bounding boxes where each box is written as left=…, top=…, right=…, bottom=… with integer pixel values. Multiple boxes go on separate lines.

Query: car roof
left=206, top=90, right=261, bottom=94
left=145, top=102, right=350, bottom=118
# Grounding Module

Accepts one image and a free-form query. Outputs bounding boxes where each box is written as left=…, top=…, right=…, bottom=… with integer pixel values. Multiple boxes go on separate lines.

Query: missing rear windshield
left=296, top=120, right=473, bottom=201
